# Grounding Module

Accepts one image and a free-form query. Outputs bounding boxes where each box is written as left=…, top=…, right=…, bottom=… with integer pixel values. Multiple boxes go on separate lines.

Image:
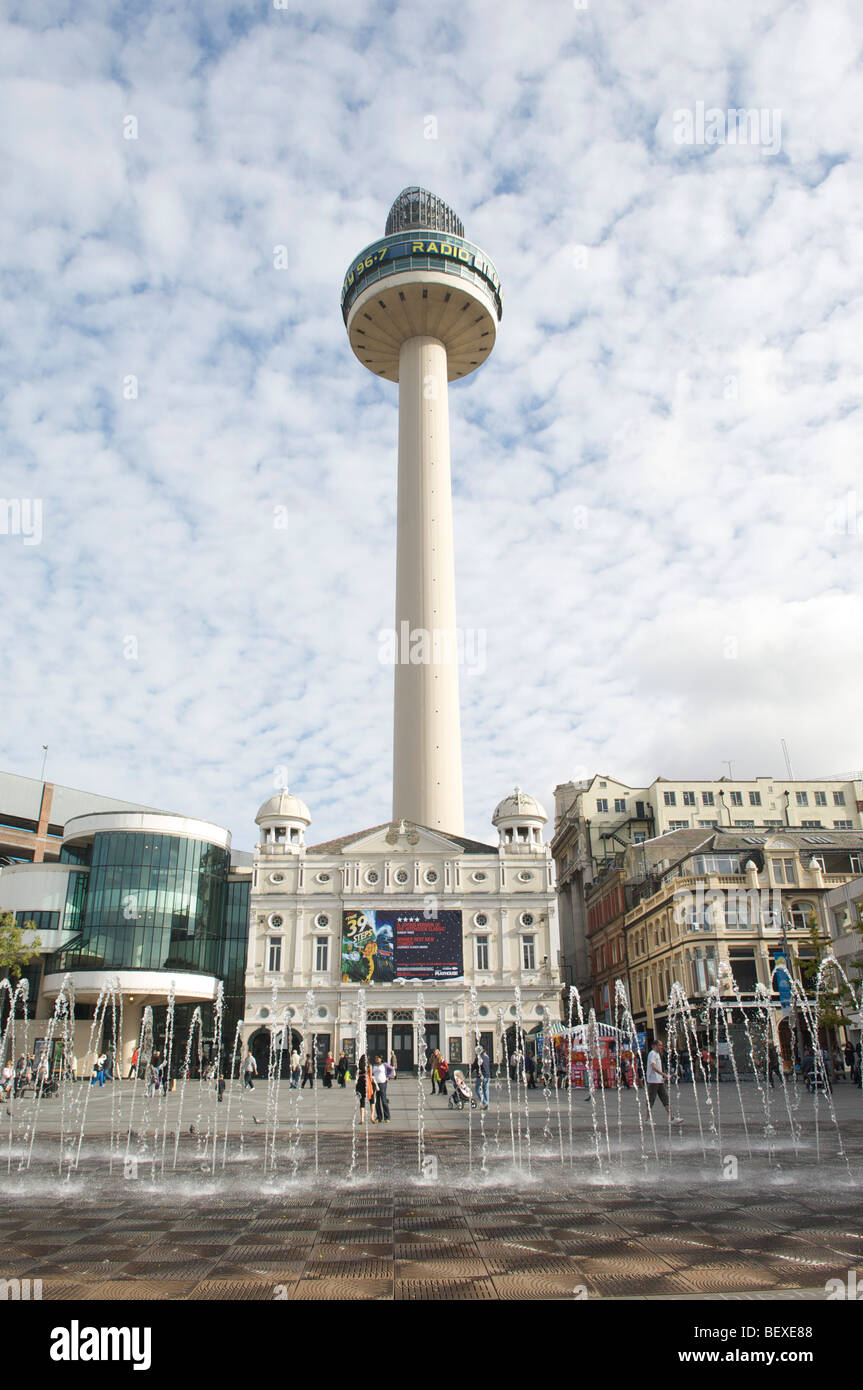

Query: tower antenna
left=781, top=739, right=795, bottom=780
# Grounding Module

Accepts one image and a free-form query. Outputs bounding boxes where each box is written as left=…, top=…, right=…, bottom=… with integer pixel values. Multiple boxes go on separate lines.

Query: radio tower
left=341, top=187, right=503, bottom=834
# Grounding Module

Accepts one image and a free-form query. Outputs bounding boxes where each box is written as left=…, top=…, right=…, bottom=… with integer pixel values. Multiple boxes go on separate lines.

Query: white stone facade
left=243, top=791, right=561, bottom=1067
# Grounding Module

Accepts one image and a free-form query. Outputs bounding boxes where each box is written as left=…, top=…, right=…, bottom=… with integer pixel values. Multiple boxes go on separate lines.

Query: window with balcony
left=691, top=854, right=743, bottom=875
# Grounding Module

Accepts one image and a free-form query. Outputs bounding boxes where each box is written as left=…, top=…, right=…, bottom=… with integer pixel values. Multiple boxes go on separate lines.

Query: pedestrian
left=90, top=1052, right=107, bottom=1088
left=372, top=1055, right=391, bottom=1122
left=301, top=1052, right=315, bottom=1088
left=243, top=1051, right=257, bottom=1090
left=128, top=1047, right=139, bottom=1080
left=429, top=1049, right=448, bottom=1097
left=646, top=1039, right=681, bottom=1123
left=525, top=1052, right=536, bottom=1089
left=217, top=1074, right=226, bottom=1103
left=475, top=1045, right=491, bottom=1109
left=290, top=1049, right=301, bottom=1089
left=389, top=1050, right=398, bottom=1081
left=767, top=1042, right=782, bottom=1089
left=336, top=1051, right=348, bottom=1087
left=355, top=1054, right=374, bottom=1124
left=1, top=1063, right=14, bottom=1103
left=324, top=1053, right=335, bottom=1089
left=844, top=1040, right=854, bottom=1076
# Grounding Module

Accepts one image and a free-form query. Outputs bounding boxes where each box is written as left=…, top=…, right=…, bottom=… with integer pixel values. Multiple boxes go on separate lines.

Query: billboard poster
left=341, top=908, right=463, bottom=984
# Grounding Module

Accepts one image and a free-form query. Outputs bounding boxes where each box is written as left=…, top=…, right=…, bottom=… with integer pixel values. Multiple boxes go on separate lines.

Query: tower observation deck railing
left=341, top=231, right=503, bottom=325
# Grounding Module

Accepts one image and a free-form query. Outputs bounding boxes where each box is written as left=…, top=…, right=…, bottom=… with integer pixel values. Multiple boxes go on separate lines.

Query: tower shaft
left=393, top=335, right=464, bottom=834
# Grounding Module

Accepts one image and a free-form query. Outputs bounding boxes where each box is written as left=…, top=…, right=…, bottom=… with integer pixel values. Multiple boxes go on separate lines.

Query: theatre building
left=243, top=788, right=561, bottom=1074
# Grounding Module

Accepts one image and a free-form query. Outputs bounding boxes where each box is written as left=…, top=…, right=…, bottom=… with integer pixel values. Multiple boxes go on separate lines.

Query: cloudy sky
left=1, top=0, right=860, bottom=851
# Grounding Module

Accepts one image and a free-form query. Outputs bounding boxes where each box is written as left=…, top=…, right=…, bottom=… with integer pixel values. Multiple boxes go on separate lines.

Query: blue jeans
left=475, top=1075, right=489, bottom=1105
left=375, top=1082, right=390, bottom=1121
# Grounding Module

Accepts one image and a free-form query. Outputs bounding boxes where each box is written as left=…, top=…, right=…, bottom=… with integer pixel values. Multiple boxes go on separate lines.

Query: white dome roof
left=255, top=789, right=311, bottom=825
left=492, top=787, right=547, bottom=825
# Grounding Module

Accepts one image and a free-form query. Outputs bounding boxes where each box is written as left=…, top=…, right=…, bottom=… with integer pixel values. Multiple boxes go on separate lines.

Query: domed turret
left=492, top=787, right=547, bottom=851
left=255, top=788, right=311, bottom=853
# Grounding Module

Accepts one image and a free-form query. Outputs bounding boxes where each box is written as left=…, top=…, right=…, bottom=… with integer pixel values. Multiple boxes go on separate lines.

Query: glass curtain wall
left=46, top=832, right=229, bottom=976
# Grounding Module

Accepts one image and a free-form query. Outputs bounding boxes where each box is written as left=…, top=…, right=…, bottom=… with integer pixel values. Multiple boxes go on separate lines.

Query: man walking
left=243, top=1051, right=257, bottom=1090
left=646, top=1039, right=681, bottom=1124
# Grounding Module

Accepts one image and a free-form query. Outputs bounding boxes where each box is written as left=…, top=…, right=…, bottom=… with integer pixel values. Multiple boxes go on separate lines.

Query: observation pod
left=342, top=189, right=503, bottom=837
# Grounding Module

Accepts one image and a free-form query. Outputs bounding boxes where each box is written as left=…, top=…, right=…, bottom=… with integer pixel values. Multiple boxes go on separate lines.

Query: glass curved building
left=49, top=825, right=229, bottom=976
left=35, top=811, right=239, bottom=1071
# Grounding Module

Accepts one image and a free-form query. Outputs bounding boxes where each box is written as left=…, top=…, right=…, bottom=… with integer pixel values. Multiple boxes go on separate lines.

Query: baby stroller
left=806, top=1063, right=832, bottom=1095
left=447, top=1070, right=477, bottom=1110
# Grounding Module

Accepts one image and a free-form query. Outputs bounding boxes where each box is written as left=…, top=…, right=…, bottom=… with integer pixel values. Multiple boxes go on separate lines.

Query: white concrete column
left=393, top=335, right=464, bottom=834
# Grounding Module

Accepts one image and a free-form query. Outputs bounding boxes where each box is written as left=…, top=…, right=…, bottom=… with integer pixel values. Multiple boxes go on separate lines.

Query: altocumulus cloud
left=0, top=0, right=860, bottom=849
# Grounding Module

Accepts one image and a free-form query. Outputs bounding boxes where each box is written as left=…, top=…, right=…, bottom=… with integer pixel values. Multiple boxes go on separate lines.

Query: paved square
left=2, top=1077, right=861, bottom=1300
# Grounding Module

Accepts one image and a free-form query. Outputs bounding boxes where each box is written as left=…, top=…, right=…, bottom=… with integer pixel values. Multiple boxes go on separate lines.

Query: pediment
left=339, top=823, right=477, bottom=858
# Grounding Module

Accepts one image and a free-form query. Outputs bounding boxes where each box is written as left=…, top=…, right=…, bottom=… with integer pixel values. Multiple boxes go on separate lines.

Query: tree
left=797, top=913, right=849, bottom=1036
left=0, top=910, right=42, bottom=981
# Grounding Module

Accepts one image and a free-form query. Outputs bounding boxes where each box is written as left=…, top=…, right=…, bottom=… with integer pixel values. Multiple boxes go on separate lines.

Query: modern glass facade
left=46, top=831, right=230, bottom=976
left=149, top=875, right=250, bottom=1066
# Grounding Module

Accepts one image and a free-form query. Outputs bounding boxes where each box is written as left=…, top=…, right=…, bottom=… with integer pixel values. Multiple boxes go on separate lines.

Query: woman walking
left=323, top=1053, right=335, bottom=1089
left=336, top=1051, right=348, bottom=1088
left=429, top=1048, right=448, bottom=1097
left=355, top=1054, right=376, bottom=1124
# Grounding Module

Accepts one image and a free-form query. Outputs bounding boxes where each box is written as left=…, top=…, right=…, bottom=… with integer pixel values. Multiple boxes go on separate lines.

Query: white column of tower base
left=393, top=334, right=465, bottom=835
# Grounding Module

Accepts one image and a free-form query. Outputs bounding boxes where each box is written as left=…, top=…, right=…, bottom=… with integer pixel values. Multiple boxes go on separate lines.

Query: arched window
left=790, top=900, right=817, bottom=930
